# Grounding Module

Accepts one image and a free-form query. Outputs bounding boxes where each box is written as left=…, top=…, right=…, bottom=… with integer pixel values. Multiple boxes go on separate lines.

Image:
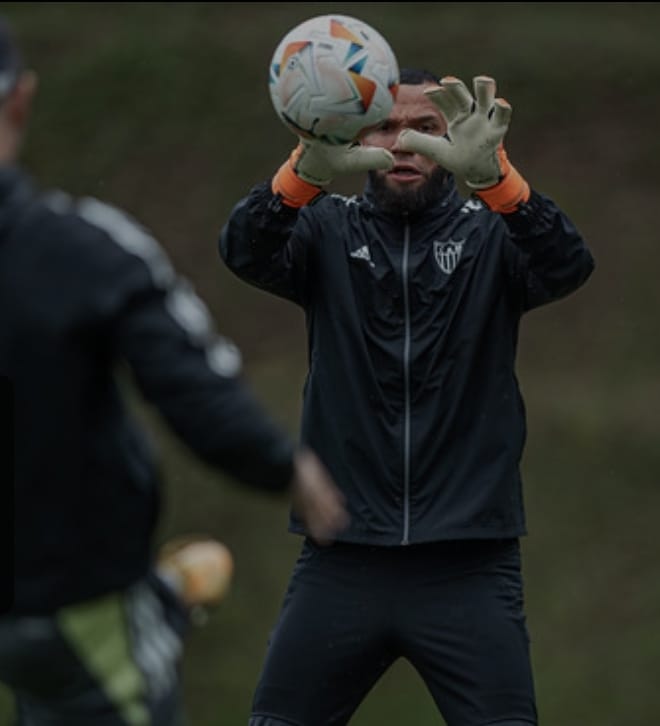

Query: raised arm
left=219, top=135, right=393, bottom=305
left=398, top=75, right=594, bottom=309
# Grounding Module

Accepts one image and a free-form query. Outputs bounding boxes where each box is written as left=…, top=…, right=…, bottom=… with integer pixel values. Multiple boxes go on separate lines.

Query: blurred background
left=2, top=2, right=659, bottom=724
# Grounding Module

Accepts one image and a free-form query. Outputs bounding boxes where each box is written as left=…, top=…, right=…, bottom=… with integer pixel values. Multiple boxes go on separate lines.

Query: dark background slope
left=2, top=3, right=659, bottom=725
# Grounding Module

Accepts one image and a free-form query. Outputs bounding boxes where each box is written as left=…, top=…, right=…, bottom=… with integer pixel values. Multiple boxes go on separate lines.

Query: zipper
left=401, top=221, right=411, bottom=545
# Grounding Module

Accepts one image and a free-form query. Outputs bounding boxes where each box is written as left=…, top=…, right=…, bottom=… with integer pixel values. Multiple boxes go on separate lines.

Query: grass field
left=1, top=3, right=660, bottom=724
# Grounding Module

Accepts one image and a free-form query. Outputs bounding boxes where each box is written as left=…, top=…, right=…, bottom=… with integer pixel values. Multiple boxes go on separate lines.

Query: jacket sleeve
left=218, top=182, right=315, bottom=307
left=75, top=197, right=295, bottom=492
left=499, top=190, right=595, bottom=311
left=115, top=286, right=295, bottom=492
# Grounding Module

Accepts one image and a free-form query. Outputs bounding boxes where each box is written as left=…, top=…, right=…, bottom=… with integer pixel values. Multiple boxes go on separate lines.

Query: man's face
left=360, top=82, right=449, bottom=213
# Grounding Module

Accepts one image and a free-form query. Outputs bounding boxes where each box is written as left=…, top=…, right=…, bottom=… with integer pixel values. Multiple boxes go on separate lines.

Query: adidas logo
left=349, top=245, right=375, bottom=267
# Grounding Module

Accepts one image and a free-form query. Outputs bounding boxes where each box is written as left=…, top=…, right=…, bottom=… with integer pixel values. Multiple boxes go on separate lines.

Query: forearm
left=220, top=182, right=294, bottom=262
left=218, top=182, right=306, bottom=302
left=163, top=375, right=295, bottom=491
left=181, top=382, right=296, bottom=492
left=503, top=190, right=595, bottom=308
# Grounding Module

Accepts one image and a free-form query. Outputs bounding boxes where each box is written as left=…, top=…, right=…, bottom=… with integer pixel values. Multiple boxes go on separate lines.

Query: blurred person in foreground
left=219, top=67, right=595, bottom=725
left=0, top=16, right=348, bottom=726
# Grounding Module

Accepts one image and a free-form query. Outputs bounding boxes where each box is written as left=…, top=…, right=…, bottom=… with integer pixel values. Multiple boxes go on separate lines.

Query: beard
left=367, top=167, right=450, bottom=216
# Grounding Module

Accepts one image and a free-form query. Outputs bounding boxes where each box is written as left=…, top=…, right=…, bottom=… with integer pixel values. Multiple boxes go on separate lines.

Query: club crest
left=433, top=239, right=465, bottom=275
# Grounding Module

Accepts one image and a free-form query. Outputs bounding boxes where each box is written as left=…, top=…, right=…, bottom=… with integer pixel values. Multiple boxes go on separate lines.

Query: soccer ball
left=269, top=14, right=400, bottom=146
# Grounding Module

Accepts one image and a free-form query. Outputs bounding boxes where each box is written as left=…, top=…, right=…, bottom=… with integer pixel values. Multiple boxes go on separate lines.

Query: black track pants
left=250, top=538, right=537, bottom=726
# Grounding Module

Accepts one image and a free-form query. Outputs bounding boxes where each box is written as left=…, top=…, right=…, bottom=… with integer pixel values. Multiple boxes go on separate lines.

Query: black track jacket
left=0, top=166, right=295, bottom=615
left=219, top=177, right=595, bottom=546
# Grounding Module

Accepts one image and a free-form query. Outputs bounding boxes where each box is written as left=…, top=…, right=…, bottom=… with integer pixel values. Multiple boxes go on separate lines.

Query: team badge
left=433, top=239, right=466, bottom=275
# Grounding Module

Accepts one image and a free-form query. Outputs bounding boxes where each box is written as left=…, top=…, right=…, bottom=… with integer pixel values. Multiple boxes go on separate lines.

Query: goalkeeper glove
left=272, top=138, right=394, bottom=208
left=397, top=75, right=530, bottom=213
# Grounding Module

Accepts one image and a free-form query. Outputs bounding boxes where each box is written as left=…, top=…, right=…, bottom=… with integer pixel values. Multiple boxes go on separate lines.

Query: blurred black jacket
left=0, top=166, right=295, bottom=615
left=219, top=177, right=594, bottom=546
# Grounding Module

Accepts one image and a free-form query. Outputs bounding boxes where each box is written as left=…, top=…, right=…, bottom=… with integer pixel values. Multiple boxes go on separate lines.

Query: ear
left=5, top=70, right=38, bottom=129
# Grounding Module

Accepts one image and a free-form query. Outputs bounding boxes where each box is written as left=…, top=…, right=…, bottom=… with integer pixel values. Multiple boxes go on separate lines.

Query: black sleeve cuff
left=501, top=190, right=556, bottom=239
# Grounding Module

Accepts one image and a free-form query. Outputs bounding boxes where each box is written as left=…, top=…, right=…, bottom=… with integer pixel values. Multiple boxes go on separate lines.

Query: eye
left=418, top=121, right=440, bottom=134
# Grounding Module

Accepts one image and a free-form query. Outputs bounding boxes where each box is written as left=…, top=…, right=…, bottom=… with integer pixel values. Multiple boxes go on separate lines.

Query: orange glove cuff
left=475, top=145, right=530, bottom=214
left=272, top=147, right=323, bottom=208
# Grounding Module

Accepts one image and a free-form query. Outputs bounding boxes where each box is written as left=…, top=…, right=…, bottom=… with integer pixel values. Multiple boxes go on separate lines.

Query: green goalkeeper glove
left=398, top=75, right=529, bottom=213
left=272, top=138, right=394, bottom=207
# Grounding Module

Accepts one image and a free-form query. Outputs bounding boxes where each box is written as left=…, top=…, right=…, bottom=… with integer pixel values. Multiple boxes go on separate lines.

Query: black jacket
left=219, top=177, right=595, bottom=546
left=0, top=166, right=294, bottom=615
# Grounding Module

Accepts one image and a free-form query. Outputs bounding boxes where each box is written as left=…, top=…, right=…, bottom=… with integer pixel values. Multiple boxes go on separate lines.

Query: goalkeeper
left=219, top=67, right=595, bottom=725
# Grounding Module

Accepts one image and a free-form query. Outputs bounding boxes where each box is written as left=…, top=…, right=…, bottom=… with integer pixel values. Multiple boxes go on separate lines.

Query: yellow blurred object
left=157, top=536, right=234, bottom=608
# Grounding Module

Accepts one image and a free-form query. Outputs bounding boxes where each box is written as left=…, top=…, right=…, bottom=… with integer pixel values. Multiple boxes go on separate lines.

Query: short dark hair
left=399, top=68, right=441, bottom=85
left=0, top=17, right=23, bottom=100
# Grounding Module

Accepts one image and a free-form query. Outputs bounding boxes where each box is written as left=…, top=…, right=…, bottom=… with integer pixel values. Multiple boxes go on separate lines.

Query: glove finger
left=424, top=87, right=461, bottom=124
left=439, top=76, right=474, bottom=121
left=473, top=76, right=496, bottom=115
left=491, top=98, right=512, bottom=131
left=337, top=146, right=394, bottom=174
left=397, top=129, right=450, bottom=165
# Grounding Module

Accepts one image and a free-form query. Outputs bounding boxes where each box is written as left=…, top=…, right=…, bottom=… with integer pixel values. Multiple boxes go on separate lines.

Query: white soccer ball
left=269, top=14, right=400, bottom=146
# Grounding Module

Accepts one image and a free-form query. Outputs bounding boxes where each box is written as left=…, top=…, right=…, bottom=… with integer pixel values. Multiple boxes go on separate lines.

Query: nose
left=391, top=131, right=413, bottom=155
